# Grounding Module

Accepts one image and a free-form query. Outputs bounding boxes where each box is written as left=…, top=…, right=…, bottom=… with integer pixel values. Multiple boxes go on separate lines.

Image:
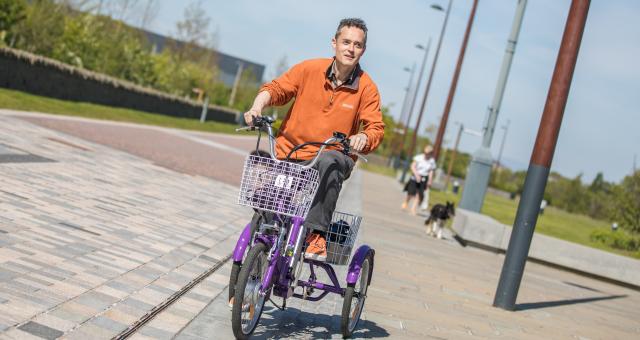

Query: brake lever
left=352, top=151, right=368, bottom=163
left=237, top=115, right=271, bottom=132
left=235, top=126, right=255, bottom=132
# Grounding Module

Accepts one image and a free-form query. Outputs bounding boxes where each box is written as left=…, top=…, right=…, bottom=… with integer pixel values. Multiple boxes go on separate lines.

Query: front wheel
left=231, top=242, right=270, bottom=339
left=341, top=252, right=373, bottom=338
left=228, top=262, right=241, bottom=302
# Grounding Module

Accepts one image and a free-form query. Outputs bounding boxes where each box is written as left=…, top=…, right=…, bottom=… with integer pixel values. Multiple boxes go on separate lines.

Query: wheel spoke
left=347, top=259, right=370, bottom=332
left=239, top=251, right=268, bottom=333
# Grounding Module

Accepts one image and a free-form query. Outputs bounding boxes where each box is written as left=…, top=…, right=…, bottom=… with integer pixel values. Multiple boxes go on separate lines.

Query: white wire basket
left=238, top=155, right=320, bottom=218
left=325, top=211, right=362, bottom=265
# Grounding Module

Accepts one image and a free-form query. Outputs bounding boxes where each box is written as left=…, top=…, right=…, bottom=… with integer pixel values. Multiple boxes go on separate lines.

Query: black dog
left=424, top=201, right=455, bottom=239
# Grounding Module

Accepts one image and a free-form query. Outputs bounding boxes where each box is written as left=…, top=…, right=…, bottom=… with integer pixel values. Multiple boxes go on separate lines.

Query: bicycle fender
left=346, top=245, right=374, bottom=285
left=232, top=223, right=252, bottom=262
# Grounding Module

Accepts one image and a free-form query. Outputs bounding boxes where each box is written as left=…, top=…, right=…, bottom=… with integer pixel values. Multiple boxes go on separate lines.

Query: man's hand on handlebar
left=349, top=133, right=368, bottom=152
left=244, top=108, right=262, bottom=126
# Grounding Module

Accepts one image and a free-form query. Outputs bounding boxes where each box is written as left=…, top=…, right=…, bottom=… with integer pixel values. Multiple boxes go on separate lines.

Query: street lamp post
left=401, top=0, right=450, bottom=183
left=399, top=64, right=417, bottom=129
left=445, top=122, right=464, bottom=191
left=496, top=119, right=511, bottom=168
left=460, top=0, right=527, bottom=212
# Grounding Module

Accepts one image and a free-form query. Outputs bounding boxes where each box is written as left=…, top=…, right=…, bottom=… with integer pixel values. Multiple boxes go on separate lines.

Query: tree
left=103, top=0, right=136, bottom=22
left=589, top=172, right=609, bottom=192
left=12, top=0, right=67, bottom=55
left=612, top=171, right=640, bottom=233
left=138, top=0, right=159, bottom=29
left=0, top=0, right=26, bottom=45
left=161, top=0, right=221, bottom=97
left=8, top=0, right=234, bottom=109
left=376, top=106, right=397, bottom=157
left=171, top=0, right=217, bottom=65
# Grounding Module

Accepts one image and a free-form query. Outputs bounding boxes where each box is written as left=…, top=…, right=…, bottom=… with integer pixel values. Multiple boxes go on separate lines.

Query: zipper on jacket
left=324, top=81, right=338, bottom=112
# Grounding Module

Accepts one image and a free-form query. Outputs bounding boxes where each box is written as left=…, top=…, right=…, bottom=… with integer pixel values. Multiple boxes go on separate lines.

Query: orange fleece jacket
left=260, top=58, right=385, bottom=160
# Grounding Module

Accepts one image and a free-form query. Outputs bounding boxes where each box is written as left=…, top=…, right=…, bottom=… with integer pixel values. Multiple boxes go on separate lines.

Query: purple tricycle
left=229, top=116, right=374, bottom=339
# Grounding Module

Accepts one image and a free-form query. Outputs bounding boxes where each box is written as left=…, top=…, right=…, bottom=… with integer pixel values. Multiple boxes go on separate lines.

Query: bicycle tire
left=231, top=242, right=269, bottom=339
left=340, top=252, right=372, bottom=338
left=228, top=262, right=241, bottom=302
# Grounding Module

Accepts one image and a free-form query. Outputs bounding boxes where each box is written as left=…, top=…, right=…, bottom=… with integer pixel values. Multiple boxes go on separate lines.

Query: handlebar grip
left=250, top=115, right=275, bottom=127
left=235, top=126, right=255, bottom=132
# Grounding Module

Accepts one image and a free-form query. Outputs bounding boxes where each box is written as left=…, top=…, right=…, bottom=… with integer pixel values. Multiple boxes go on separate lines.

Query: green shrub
left=590, top=229, right=640, bottom=251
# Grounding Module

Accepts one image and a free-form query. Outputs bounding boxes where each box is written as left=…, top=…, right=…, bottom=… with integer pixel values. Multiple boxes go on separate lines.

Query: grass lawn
left=0, top=88, right=239, bottom=134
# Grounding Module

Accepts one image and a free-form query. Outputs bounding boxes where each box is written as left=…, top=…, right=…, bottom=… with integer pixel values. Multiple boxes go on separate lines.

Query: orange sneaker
left=304, top=233, right=327, bottom=261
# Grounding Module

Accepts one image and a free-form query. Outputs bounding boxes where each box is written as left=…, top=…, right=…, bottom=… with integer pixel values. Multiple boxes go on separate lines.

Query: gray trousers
left=304, top=150, right=355, bottom=232
left=251, top=150, right=355, bottom=233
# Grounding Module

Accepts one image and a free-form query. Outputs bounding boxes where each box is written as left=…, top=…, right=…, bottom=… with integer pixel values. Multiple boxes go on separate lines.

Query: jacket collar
left=325, top=59, right=361, bottom=91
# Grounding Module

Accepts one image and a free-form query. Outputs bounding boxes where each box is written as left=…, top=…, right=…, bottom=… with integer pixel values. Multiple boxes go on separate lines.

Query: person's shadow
left=250, top=305, right=390, bottom=339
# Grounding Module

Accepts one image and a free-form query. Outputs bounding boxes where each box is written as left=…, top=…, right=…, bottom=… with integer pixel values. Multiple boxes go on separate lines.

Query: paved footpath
left=1, top=111, right=639, bottom=339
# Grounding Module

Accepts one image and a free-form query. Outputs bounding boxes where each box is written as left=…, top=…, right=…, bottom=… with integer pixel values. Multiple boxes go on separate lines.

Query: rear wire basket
left=238, top=155, right=320, bottom=219
left=325, top=211, right=362, bottom=265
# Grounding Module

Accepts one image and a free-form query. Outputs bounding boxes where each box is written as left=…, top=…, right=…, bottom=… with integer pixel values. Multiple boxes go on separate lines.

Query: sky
left=126, top=0, right=639, bottom=183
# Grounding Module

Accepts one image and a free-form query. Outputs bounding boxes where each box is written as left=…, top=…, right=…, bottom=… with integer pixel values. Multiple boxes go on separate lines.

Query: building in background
left=143, top=30, right=265, bottom=87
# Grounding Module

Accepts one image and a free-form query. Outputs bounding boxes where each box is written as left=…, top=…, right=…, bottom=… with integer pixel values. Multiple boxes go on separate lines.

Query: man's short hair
left=335, top=18, right=368, bottom=46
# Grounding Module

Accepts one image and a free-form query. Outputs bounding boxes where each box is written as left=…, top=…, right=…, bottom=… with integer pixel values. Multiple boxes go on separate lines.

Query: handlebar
left=235, top=116, right=367, bottom=168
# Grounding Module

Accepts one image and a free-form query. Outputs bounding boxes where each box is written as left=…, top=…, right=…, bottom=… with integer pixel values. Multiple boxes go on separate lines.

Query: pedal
left=303, top=286, right=314, bottom=300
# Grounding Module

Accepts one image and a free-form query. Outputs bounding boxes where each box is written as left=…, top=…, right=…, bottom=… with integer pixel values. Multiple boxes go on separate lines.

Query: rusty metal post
left=432, top=0, right=479, bottom=161
left=494, top=0, right=591, bottom=311
left=401, top=0, right=452, bottom=183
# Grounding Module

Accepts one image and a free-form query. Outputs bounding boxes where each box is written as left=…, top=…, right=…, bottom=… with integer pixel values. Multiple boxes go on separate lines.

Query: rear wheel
left=231, top=242, right=270, bottom=339
left=341, top=252, right=372, bottom=338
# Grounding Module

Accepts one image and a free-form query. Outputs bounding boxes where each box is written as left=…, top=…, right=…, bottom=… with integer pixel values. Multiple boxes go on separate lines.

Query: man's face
left=332, top=26, right=366, bottom=68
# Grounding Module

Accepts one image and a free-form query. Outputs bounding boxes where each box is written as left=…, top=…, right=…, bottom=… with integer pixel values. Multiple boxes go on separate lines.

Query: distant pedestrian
left=452, top=180, right=460, bottom=194
left=402, top=145, right=436, bottom=215
left=539, top=199, right=547, bottom=215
